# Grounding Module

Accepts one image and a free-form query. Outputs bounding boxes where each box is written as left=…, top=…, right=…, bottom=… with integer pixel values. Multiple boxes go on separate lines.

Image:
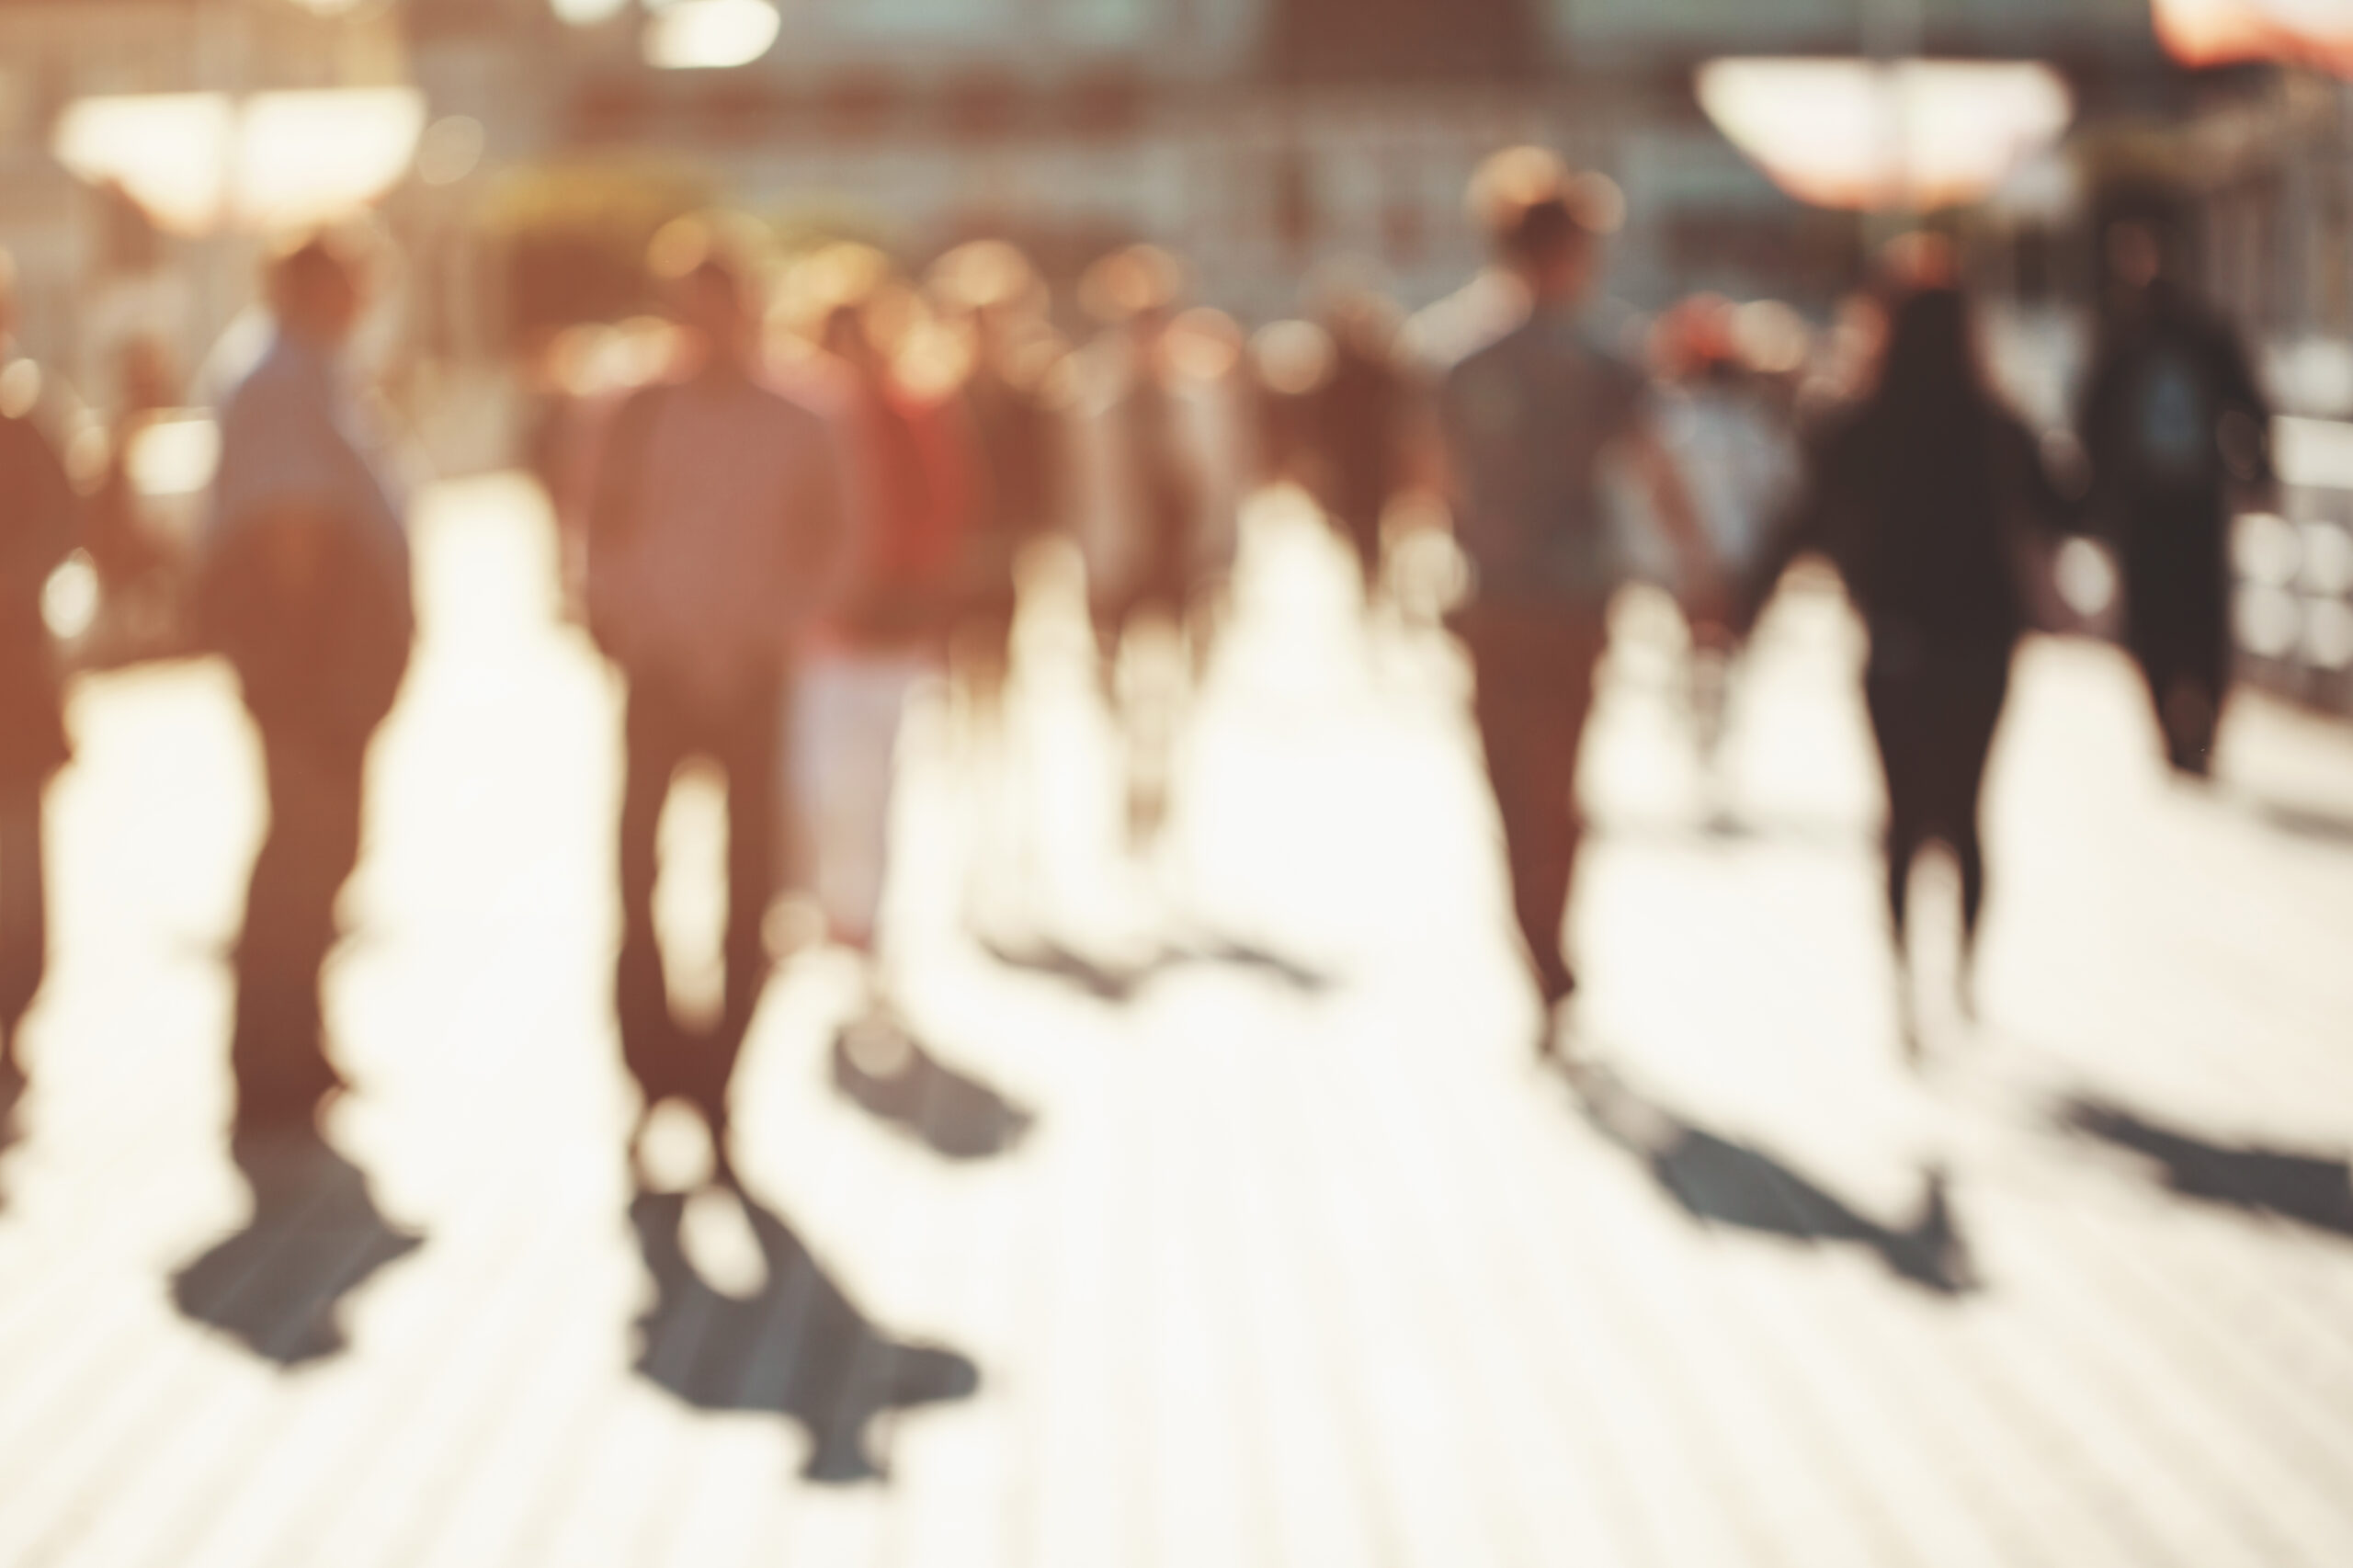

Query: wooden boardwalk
left=4, top=475, right=2352, bottom=1566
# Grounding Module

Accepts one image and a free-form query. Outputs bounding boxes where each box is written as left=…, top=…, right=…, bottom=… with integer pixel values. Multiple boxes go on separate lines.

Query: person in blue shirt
left=198, top=233, right=415, bottom=1130
left=1436, top=152, right=1720, bottom=1062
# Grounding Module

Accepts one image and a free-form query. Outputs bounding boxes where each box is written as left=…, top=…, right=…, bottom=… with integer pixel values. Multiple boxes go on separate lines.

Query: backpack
left=2132, top=347, right=2214, bottom=484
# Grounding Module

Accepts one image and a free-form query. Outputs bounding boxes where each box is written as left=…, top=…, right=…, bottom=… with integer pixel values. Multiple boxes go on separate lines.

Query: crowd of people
left=0, top=144, right=2274, bottom=1159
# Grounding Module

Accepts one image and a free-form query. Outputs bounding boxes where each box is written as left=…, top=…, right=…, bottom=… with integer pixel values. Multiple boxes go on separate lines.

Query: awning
left=53, top=88, right=426, bottom=236
left=2153, top=0, right=2353, bottom=75
left=1695, top=58, right=2075, bottom=213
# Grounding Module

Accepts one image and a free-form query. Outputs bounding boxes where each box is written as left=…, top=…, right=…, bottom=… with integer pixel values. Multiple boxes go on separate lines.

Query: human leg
left=1864, top=665, right=1927, bottom=951
left=1463, top=612, right=1605, bottom=1032
left=616, top=677, right=688, bottom=1051
left=717, top=673, right=784, bottom=1042
left=0, top=782, right=44, bottom=1074
left=233, top=733, right=364, bottom=1124
left=1943, top=653, right=2012, bottom=1011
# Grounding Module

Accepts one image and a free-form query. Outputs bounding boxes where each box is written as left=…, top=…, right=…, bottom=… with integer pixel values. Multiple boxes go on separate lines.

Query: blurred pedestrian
left=1651, top=295, right=1802, bottom=790
left=798, top=245, right=974, bottom=944
left=0, top=251, right=78, bottom=1093
left=85, top=336, right=188, bottom=659
left=1437, top=151, right=1720, bottom=1060
left=198, top=234, right=415, bottom=1129
left=925, top=241, right=1074, bottom=939
left=1757, top=275, right=2071, bottom=1051
left=2077, top=220, right=2271, bottom=778
left=1074, top=248, right=1238, bottom=847
left=1078, top=246, right=1187, bottom=625
left=1309, top=283, right=1415, bottom=599
left=585, top=227, right=852, bottom=1177
left=927, top=240, right=1066, bottom=703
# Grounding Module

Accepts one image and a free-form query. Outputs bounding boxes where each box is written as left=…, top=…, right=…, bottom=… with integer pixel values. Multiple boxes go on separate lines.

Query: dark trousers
left=1863, top=638, right=2011, bottom=949
left=1458, top=606, right=1608, bottom=1006
left=233, top=731, right=368, bottom=1123
left=0, top=781, right=44, bottom=1059
left=2123, top=532, right=2231, bottom=776
left=616, top=669, right=783, bottom=1060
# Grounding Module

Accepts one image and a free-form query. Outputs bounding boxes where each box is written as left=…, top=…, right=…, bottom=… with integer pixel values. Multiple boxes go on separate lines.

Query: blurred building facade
left=406, top=0, right=2179, bottom=324
left=1, top=0, right=2346, bottom=427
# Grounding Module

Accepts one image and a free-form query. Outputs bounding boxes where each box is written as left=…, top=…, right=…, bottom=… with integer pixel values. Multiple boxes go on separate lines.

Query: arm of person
left=2211, top=326, right=2276, bottom=499
left=578, top=387, right=665, bottom=659
left=2009, top=419, right=2080, bottom=539
left=0, top=416, right=78, bottom=592
left=1613, top=418, right=1724, bottom=622
left=1730, top=427, right=1839, bottom=637
left=786, top=410, right=860, bottom=640
left=2071, top=348, right=2131, bottom=540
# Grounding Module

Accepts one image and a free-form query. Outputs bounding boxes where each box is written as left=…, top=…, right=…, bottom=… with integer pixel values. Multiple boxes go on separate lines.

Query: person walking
left=1436, top=151, right=1719, bottom=1061
left=0, top=251, right=77, bottom=1096
left=1758, top=275, right=2071, bottom=1051
left=798, top=245, right=975, bottom=955
left=2076, top=220, right=2271, bottom=778
left=1651, top=295, right=1802, bottom=793
left=926, top=240, right=1065, bottom=701
left=199, top=234, right=415, bottom=1129
left=1308, top=285, right=1414, bottom=600
left=586, top=232, right=851, bottom=1174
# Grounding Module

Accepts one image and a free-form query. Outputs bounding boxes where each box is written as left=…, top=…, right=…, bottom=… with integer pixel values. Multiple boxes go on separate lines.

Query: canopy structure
left=1696, top=57, right=2075, bottom=213
left=52, top=88, right=426, bottom=236
left=641, top=0, right=782, bottom=69
left=2153, top=0, right=2353, bottom=75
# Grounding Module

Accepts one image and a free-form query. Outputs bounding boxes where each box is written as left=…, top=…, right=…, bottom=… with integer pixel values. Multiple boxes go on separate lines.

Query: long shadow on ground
left=2063, top=1097, right=2353, bottom=1238
left=2254, top=800, right=2353, bottom=850
left=0, top=1062, right=24, bottom=1189
left=172, top=1128, right=424, bottom=1366
left=629, top=1180, right=980, bottom=1483
left=982, top=935, right=1332, bottom=1005
left=1569, top=1064, right=1977, bottom=1296
left=831, top=1016, right=1032, bottom=1162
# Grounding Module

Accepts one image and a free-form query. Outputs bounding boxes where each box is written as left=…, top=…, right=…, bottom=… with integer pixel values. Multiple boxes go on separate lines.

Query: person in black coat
left=0, top=254, right=76, bottom=1091
left=2076, top=222, right=2271, bottom=778
left=1757, top=281, right=2069, bottom=1049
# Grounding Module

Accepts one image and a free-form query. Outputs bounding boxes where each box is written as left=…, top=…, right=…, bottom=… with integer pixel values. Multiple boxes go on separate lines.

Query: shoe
left=1535, top=961, right=1578, bottom=1062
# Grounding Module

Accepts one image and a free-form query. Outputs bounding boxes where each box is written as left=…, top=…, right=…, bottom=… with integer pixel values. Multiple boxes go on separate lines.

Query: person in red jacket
left=789, top=246, right=979, bottom=1076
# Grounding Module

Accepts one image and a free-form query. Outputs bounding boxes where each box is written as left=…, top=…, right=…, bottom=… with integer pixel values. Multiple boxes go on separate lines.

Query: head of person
left=1080, top=244, right=1186, bottom=347
left=1469, top=146, right=1615, bottom=309
left=1497, top=196, right=1594, bottom=307
left=1313, top=275, right=1402, bottom=363
left=929, top=238, right=1042, bottom=358
left=266, top=233, right=367, bottom=348
left=781, top=241, right=897, bottom=384
left=1868, top=285, right=1994, bottom=439
left=820, top=300, right=881, bottom=375
left=119, top=335, right=176, bottom=415
left=650, top=220, right=757, bottom=375
left=1651, top=294, right=1739, bottom=386
left=671, top=258, right=754, bottom=366
left=2107, top=220, right=2164, bottom=293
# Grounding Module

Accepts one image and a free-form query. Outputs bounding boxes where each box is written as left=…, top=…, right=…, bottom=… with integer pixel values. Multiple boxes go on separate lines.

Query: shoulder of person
left=1442, top=321, right=1531, bottom=388
left=765, top=358, right=863, bottom=425
left=219, top=344, right=318, bottom=426
left=0, top=405, right=51, bottom=460
left=1804, top=402, right=1877, bottom=466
